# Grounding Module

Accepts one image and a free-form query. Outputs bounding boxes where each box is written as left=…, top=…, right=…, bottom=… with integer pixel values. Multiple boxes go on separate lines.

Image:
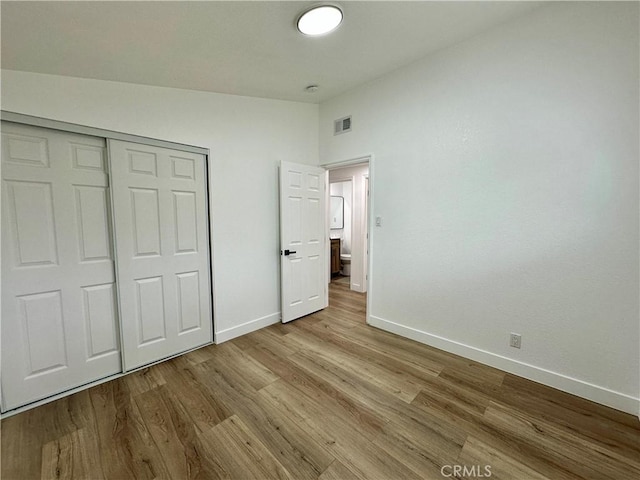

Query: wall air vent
left=334, top=116, right=352, bottom=135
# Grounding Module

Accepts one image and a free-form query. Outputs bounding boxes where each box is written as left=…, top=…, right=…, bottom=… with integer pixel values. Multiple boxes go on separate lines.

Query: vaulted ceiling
left=1, top=1, right=542, bottom=103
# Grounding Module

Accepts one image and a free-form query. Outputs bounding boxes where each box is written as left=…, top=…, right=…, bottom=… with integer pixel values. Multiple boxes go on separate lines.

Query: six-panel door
left=1, top=123, right=121, bottom=410
left=279, top=161, right=328, bottom=323
left=108, top=140, right=212, bottom=371
left=1, top=123, right=213, bottom=412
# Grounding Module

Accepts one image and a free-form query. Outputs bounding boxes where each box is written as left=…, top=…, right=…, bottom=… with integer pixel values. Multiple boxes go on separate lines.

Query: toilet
left=340, top=253, right=351, bottom=276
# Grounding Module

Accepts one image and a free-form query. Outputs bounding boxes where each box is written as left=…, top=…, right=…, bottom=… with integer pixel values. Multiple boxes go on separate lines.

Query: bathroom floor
left=333, top=275, right=350, bottom=286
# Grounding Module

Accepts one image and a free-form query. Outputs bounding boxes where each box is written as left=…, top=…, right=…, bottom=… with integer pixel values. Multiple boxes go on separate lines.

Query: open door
left=279, top=161, right=328, bottom=323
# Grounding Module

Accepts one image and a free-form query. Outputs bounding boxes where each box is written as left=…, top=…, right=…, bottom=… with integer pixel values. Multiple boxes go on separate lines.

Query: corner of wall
left=214, top=312, right=281, bottom=344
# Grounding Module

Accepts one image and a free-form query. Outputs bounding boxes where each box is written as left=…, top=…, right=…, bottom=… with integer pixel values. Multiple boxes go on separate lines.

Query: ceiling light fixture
left=296, top=4, right=343, bottom=36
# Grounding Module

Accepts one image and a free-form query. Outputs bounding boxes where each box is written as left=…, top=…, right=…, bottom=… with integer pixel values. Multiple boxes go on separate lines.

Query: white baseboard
left=368, top=315, right=639, bottom=416
left=215, top=312, right=281, bottom=344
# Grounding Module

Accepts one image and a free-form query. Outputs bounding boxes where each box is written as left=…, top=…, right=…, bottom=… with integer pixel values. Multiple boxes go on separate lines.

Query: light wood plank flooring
left=2, top=282, right=639, bottom=479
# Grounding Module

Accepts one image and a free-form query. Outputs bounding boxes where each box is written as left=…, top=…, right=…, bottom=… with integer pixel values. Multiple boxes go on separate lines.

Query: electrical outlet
left=510, top=333, right=522, bottom=349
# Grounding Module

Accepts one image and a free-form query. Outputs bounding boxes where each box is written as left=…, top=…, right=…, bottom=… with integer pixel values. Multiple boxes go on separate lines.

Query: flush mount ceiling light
left=296, top=4, right=343, bottom=36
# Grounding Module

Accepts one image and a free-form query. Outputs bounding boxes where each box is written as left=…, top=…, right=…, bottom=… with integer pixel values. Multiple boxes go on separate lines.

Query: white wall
left=1, top=70, right=319, bottom=342
left=320, top=2, right=639, bottom=414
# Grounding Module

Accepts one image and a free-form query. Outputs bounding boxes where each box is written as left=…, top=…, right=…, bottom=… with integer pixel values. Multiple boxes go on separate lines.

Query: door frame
left=322, top=154, right=374, bottom=325
left=1, top=111, right=207, bottom=154
left=0, top=111, right=217, bottom=415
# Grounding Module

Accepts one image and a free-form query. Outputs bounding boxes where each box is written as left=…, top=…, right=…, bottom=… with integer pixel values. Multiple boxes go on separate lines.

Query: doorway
left=330, top=179, right=353, bottom=287
left=326, top=159, right=370, bottom=294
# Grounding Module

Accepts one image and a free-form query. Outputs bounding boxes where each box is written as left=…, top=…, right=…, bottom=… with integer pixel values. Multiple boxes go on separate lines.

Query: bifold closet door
left=108, top=140, right=212, bottom=371
left=1, top=123, right=121, bottom=411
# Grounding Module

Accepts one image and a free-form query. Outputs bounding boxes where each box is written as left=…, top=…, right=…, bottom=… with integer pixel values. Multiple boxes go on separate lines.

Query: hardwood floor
left=2, top=282, right=639, bottom=479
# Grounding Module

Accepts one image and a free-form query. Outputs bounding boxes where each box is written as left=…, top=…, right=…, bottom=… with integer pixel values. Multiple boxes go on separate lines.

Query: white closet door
left=108, top=140, right=212, bottom=371
left=1, top=123, right=121, bottom=411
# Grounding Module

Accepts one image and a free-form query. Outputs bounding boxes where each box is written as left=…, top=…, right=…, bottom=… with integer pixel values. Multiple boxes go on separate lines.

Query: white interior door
left=279, top=161, right=328, bottom=323
left=109, top=140, right=212, bottom=371
left=1, top=123, right=121, bottom=411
